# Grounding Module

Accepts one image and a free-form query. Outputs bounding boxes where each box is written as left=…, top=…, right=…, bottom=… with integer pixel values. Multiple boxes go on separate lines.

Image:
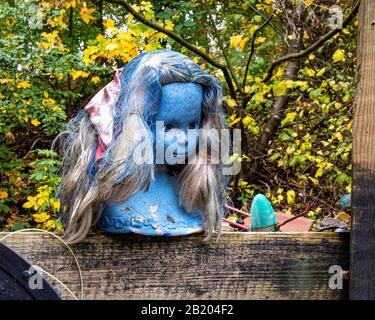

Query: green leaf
left=281, top=112, right=297, bottom=127
left=316, top=67, right=326, bottom=77
left=309, top=88, right=321, bottom=99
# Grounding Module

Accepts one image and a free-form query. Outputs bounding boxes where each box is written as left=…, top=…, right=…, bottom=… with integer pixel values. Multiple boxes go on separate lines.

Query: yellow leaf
left=0, top=78, right=13, bottom=84
left=91, top=76, right=100, bottom=84
left=308, top=177, right=319, bottom=185
left=43, top=219, right=56, bottom=230
left=285, top=80, right=294, bottom=88
left=17, top=81, right=31, bottom=89
left=254, top=36, right=266, bottom=45
left=103, top=19, right=117, bottom=34
left=255, top=91, right=264, bottom=102
left=31, top=119, right=41, bottom=126
left=226, top=98, right=237, bottom=108
left=82, top=45, right=99, bottom=65
left=70, top=70, right=90, bottom=80
left=333, top=49, right=345, bottom=63
left=230, top=35, right=243, bottom=49
left=80, top=5, right=96, bottom=24
left=242, top=115, right=255, bottom=128
left=103, top=18, right=115, bottom=29
left=286, top=190, right=296, bottom=205
left=47, top=18, right=55, bottom=27
left=315, top=166, right=324, bottom=178
left=65, top=0, right=77, bottom=9
left=164, top=20, right=174, bottom=31
left=0, top=93, right=5, bottom=99
left=105, top=42, right=118, bottom=51
left=239, top=37, right=249, bottom=50
left=56, top=15, right=67, bottom=28
left=42, top=98, right=56, bottom=105
left=334, top=132, right=343, bottom=141
left=306, top=68, right=315, bottom=77
left=23, top=196, right=38, bottom=210
left=50, top=198, right=60, bottom=211
left=39, top=31, right=61, bottom=50
left=273, top=81, right=288, bottom=96
left=33, top=212, right=50, bottom=223
left=229, top=116, right=241, bottom=127
left=345, top=184, right=351, bottom=193
left=0, top=191, right=8, bottom=199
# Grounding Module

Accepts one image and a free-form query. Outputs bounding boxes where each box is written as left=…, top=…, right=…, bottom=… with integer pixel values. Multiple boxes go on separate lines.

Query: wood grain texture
left=0, top=232, right=349, bottom=300
left=351, top=0, right=375, bottom=300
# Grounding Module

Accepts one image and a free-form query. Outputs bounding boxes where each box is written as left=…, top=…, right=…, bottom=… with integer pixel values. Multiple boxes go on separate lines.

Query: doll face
left=154, top=82, right=203, bottom=165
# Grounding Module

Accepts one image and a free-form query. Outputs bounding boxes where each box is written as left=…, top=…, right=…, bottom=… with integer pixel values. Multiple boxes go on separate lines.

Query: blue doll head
left=58, top=50, right=228, bottom=243
left=155, top=82, right=203, bottom=165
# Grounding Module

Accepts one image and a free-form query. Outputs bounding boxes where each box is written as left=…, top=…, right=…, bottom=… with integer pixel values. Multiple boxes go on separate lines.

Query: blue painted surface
left=97, top=171, right=204, bottom=236
left=154, top=83, right=203, bottom=165
left=98, top=81, right=205, bottom=236
left=94, top=51, right=224, bottom=237
left=250, top=194, right=277, bottom=231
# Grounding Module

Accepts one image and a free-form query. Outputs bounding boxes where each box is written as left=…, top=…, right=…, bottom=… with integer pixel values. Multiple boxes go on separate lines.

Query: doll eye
left=164, top=124, right=174, bottom=131
left=188, top=122, right=197, bottom=129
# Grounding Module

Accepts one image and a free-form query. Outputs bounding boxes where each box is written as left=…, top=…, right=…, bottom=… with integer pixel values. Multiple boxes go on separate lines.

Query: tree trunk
left=350, top=0, right=375, bottom=300
left=249, top=39, right=303, bottom=181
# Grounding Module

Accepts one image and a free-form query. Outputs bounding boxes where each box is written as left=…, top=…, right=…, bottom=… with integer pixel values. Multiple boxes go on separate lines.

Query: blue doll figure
left=57, top=50, right=228, bottom=243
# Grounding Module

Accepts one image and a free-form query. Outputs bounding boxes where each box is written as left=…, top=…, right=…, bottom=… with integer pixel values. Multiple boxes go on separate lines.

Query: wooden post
left=351, top=0, right=375, bottom=300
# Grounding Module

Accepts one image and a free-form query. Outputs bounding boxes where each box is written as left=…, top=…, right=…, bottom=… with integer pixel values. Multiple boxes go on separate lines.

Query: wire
left=0, top=228, right=84, bottom=300
left=33, top=265, right=78, bottom=300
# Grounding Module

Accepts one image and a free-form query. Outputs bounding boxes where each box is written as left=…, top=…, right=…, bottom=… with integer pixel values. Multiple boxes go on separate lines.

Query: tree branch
left=104, top=0, right=237, bottom=98
left=208, top=13, right=242, bottom=94
left=248, top=4, right=285, bottom=41
left=242, top=13, right=273, bottom=89
left=261, top=0, right=360, bottom=83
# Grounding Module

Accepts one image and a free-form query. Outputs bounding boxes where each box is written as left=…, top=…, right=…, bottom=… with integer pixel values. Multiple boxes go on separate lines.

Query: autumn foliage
left=0, top=0, right=356, bottom=231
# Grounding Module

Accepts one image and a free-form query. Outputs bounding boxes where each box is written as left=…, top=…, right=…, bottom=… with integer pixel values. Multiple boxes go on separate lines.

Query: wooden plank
left=0, top=232, right=349, bottom=300
left=351, top=0, right=375, bottom=300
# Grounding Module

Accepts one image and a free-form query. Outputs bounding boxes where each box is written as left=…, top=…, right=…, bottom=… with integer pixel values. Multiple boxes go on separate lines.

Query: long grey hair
left=55, top=50, right=228, bottom=244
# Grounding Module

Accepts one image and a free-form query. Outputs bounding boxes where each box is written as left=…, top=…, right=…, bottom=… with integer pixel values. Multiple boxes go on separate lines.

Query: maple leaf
left=80, top=5, right=96, bottom=24
left=17, top=81, right=32, bottom=89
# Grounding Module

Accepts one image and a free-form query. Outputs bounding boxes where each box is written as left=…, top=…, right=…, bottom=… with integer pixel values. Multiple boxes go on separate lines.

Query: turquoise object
left=250, top=194, right=277, bottom=232
left=338, top=194, right=351, bottom=210
left=97, top=171, right=204, bottom=236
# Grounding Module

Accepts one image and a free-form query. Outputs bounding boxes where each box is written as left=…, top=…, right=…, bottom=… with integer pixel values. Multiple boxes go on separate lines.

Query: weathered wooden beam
left=351, top=0, right=375, bottom=300
left=0, top=232, right=349, bottom=300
